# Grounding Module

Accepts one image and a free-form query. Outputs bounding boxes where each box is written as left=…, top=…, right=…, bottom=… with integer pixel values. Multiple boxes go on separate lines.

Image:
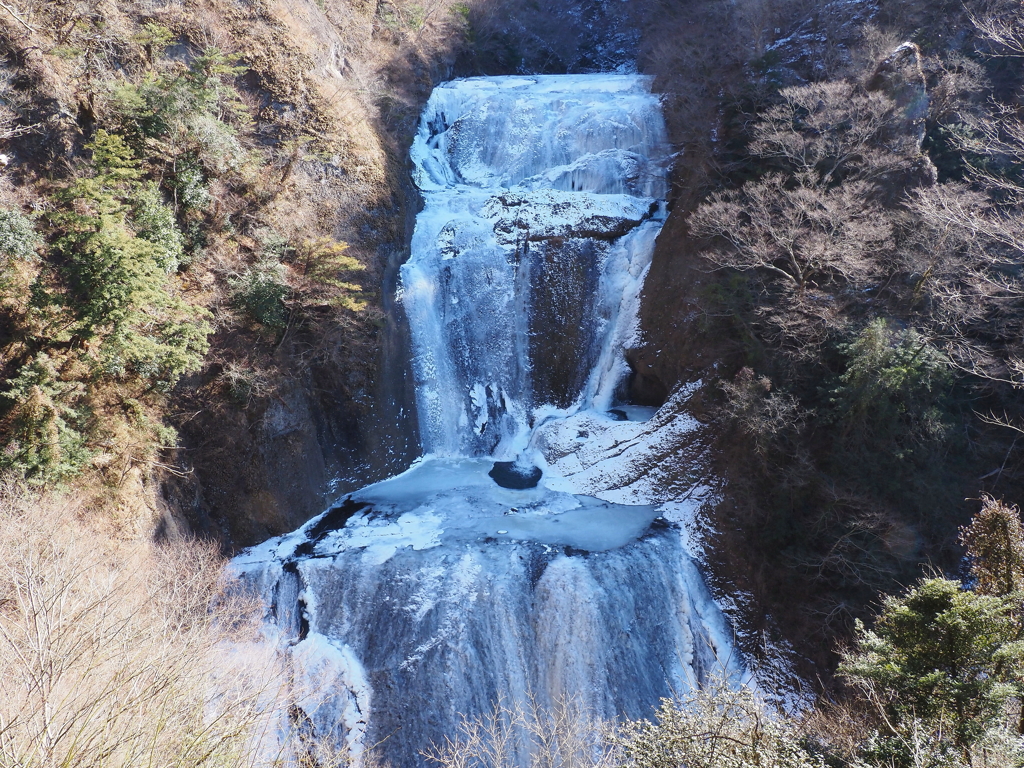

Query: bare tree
left=907, top=182, right=1024, bottom=388
left=424, top=695, right=616, bottom=768
left=689, top=174, right=893, bottom=295
left=968, top=0, right=1024, bottom=58
left=749, top=81, right=920, bottom=184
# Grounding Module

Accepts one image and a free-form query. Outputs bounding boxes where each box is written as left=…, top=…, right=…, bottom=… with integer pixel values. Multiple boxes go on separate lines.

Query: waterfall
left=232, top=74, right=739, bottom=767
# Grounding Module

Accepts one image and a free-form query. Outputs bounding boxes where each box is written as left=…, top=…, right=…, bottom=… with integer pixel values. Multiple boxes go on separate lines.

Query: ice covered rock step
left=234, top=458, right=661, bottom=568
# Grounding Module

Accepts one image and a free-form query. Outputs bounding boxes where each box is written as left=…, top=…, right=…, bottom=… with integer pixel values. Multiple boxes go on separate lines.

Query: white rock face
left=232, top=75, right=739, bottom=768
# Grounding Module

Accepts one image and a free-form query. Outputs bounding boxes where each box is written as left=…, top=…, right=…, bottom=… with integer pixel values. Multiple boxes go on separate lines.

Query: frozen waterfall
left=403, top=74, right=670, bottom=459
left=232, top=74, right=739, bottom=767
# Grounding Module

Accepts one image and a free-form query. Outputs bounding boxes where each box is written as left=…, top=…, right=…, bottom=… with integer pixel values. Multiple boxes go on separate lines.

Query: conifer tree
left=840, top=578, right=1024, bottom=759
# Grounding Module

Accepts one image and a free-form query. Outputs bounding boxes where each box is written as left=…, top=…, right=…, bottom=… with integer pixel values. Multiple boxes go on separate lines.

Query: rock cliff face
left=154, top=0, right=460, bottom=548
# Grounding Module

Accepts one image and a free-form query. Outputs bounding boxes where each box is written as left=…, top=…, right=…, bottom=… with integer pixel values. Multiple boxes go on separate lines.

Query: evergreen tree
left=41, top=130, right=211, bottom=387
left=0, top=354, right=91, bottom=484
left=840, top=578, right=1024, bottom=759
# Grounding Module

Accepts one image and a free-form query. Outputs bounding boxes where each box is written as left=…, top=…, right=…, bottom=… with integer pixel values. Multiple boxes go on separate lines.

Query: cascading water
left=232, top=74, right=739, bottom=767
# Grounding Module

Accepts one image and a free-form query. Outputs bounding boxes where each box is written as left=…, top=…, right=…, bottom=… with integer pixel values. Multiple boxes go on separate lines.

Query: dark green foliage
left=0, top=208, right=40, bottom=263
left=170, top=155, right=211, bottom=214
left=840, top=578, right=1024, bottom=755
left=828, top=319, right=951, bottom=457
left=0, top=129, right=211, bottom=483
left=922, top=122, right=990, bottom=183
left=0, top=208, right=41, bottom=295
left=231, top=263, right=290, bottom=330
left=57, top=215, right=166, bottom=334
left=106, top=47, right=247, bottom=230
left=0, top=354, right=92, bottom=484
left=132, top=183, right=185, bottom=272
left=257, top=228, right=291, bottom=261
left=42, top=131, right=211, bottom=386
left=108, top=47, right=246, bottom=146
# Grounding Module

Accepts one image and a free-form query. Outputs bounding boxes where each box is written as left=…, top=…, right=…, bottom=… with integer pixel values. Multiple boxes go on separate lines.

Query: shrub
left=131, top=182, right=184, bottom=271
left=299, top=237, right=367, bottom=312
left=828, top=319, right=951, bottom=453
left=232, top=262, right=290, bottom=329
left=720, top=367, right=803, bottom=458
left=424, top=695, right=615, bottom=768
left=617, top=676, right=823, bottom=768
left=424, top=679, right=822, bottom=768
left=220, top=362, right=272, bottom=406
left=257, top=227, right=292, bottom=261
left=0, top=486, right=288, bottom=767
left=0, top=355, right=91, bottom=485
left=186, top=113, right=245, bottom=175
left=0, top=207, right=39, bottom=262
left=132, top=21, right=174, bottom=63
left=171, top=155, right=211, bottom=213
left=46, top=131, right=212, bottom=387
left=108, top=47, right=246, bottom=146
left=960, top=495, right=1024, bottom=597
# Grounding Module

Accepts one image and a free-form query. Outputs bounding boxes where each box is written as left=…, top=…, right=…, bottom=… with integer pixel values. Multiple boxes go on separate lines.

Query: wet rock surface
left=488, top=461, right=543, bottom=488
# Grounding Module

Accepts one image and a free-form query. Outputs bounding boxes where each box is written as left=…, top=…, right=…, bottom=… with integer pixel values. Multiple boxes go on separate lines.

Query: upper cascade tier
left=411, top=75, right=670, bottom=198
left=402, top=75, right=672, bottom=459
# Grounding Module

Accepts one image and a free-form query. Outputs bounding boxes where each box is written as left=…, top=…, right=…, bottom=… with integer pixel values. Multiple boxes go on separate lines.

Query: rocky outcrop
left=866, top=42, right=930, bottom=149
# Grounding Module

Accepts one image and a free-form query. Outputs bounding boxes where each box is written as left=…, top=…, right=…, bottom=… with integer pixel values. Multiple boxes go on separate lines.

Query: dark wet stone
left=489, top=461, right=543, bottom=489
left=306, top=497, right=370, bottom=541
left=292, top=540, right=316, bottom=557
left=608, top=408, right=628, bottom=421
left=563, top=545, right=591, bottom=557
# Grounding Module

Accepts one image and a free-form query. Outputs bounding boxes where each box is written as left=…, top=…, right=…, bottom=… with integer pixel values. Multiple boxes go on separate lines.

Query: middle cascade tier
left=402, top=75, right=671, bottom=459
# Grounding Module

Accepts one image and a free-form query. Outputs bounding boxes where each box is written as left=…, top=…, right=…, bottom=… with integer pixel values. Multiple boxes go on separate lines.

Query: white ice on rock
left=232, top=74, right=741, bottom=768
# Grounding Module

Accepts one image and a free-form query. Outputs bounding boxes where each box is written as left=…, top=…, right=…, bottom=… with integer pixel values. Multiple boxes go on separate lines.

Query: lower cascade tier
left=233, top=461, right=735, bottom=766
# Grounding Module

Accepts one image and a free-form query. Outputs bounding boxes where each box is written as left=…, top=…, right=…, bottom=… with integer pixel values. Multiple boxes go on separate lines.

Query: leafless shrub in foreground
left=0, top=484, right=291, bottom=768
left=423, top=677, right=823, bottom=768
left=423, top=695, right=617, bottom=768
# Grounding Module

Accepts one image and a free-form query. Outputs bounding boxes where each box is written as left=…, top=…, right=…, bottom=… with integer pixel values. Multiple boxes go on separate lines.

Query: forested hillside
left=633, top=0, right=1024, bottom=683
left=0, top=0, right=473, bottom=541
